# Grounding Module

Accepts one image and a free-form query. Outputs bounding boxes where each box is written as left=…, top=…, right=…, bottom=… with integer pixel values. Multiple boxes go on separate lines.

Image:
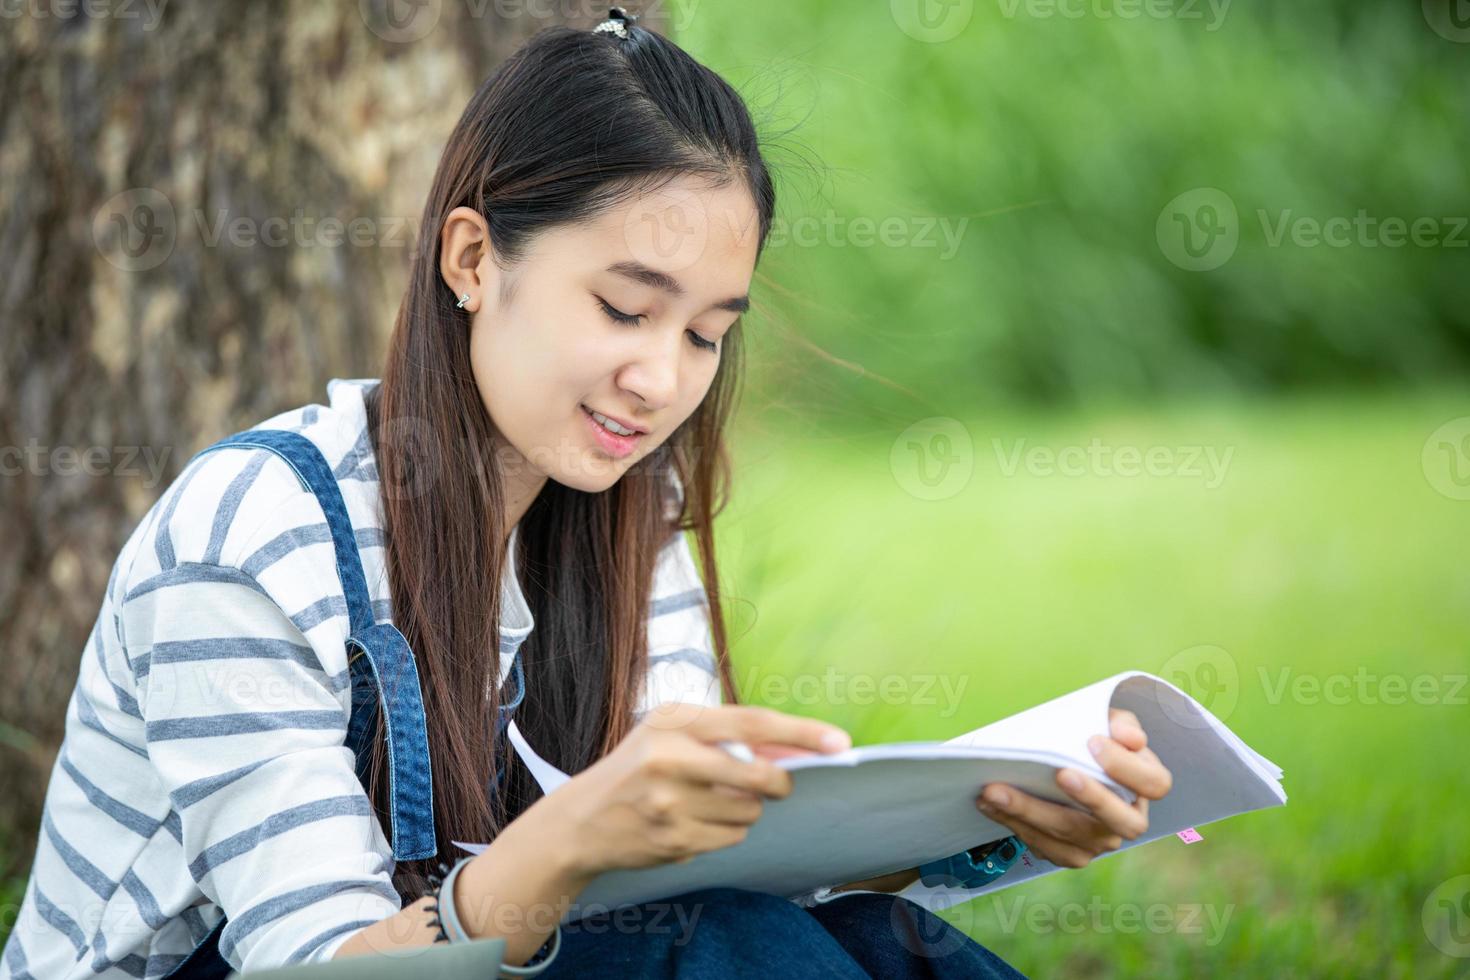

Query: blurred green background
left=677, top=1, right=1470, bottom=977
left=3, top=1, right=1468, bottom=976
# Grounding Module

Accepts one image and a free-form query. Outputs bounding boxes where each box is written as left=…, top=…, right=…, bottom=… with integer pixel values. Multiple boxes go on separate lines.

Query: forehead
left=527, top=177, right=761, bottom=295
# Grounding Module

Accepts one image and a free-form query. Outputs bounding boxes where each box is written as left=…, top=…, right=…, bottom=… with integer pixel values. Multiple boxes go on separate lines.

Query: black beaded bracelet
left=423, top=856, right=563, bottom=975
left=424, top=860, right=455, bottom=944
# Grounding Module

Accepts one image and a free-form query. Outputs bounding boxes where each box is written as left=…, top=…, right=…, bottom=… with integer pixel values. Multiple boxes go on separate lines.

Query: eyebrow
left=606, top=260, right=750, bottom=314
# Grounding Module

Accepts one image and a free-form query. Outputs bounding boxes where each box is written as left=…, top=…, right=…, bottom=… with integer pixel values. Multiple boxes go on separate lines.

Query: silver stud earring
left=456, top=293, right=471, bottom=310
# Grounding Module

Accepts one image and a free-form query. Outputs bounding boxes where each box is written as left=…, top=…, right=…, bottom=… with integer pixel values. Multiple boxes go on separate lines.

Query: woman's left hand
left=824, top=708, right=1174, bottom=896
left=974, top=707, right=1173, bottom=869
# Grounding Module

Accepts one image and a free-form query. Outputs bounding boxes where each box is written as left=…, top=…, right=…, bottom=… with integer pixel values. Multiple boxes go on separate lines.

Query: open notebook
left=455, top=671, right=1286, bottom=923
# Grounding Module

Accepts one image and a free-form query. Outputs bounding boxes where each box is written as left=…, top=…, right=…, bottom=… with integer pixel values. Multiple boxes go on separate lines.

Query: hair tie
left=592, top=6, right=639, bottom=40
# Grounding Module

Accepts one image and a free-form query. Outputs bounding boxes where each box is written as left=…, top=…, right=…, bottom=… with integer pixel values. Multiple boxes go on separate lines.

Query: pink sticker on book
left=1176, top=827, right=1203, bottom=843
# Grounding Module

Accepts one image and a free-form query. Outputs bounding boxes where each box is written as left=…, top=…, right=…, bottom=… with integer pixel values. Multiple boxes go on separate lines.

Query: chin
left=550, top=455, right=629, bottom=494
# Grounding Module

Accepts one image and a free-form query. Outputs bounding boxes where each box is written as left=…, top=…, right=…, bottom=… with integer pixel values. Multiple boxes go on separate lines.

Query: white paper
left=453, top=671, right=1286, bottom=923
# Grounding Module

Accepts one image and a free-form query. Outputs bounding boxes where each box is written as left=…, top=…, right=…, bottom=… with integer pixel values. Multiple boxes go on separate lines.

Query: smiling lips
left=581, top=405, right=646, bottom=458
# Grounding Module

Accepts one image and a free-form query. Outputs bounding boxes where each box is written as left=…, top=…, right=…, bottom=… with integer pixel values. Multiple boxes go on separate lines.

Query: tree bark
left=0, top=0, right=669, bottom=883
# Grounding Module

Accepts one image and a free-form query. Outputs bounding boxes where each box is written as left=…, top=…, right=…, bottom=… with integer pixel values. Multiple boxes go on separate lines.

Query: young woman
left=2, top=9, right=1170, bottom=978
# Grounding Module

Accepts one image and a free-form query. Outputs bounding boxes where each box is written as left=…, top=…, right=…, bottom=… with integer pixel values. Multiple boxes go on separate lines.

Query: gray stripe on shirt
left=188, top=795, right=373, bottom=883
left=59, top=752, right=158, bottom=838
left=170, top=758, right=272, bottom=810
left=32, top=884, right=88, bottom=956
left=203, top=450, right=273, bottom=565
left=120, top=870, right=169, bottom=931
left=649, top=647, right=719, bottom=676
left=74, top=693, right=149, bottom=759
left=125, top=562, right=271, bottom=604
left=651, top=588, right=706, bottom=618
left=153, top=456, right=209, bottom=572
left=151, top=637, right=323, bottom=673
left=146, top=710, right=343, bottom=743
left=241, top=524, right=384, bottom=579
left=42, top=811, right=117, bottom=901
left=2, top=930, right=38, bottom=980
left=219, top=878, right=399, bottom=963
left=284, top=918, right=381, bottom=965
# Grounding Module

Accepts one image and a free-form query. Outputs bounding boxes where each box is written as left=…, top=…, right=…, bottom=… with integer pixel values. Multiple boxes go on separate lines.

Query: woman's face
left=440, top=175, right=760, bottom=500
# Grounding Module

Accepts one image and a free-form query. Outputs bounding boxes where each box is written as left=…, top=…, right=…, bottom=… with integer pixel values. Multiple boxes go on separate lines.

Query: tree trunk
left=0, top=0, right=670, bottom=883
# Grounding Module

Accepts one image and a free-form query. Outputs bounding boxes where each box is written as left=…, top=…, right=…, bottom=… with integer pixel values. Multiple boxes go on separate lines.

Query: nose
left=618, top=330, right=681, bottom=412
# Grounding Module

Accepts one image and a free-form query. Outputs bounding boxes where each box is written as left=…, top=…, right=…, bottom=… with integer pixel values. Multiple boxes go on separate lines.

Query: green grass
left=4, top=391, right=1463, bottom=975
left=719, top=388, right=1470, bottom=978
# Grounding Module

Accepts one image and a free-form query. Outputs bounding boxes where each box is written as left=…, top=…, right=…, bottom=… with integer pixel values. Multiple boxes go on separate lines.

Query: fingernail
left=821, top=730, right=851, bottom=752
left=977, top=801, right=995, bottom=815
left=1059, top=770, right=1084, bottom=792
left=987, top=787, right=1011, bottom=808
left=1088, top=735, right=1105, bottom=756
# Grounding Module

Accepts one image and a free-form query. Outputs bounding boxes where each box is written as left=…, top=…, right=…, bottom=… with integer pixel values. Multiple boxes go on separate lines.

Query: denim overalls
left=161, top=428, right=523, bottom=978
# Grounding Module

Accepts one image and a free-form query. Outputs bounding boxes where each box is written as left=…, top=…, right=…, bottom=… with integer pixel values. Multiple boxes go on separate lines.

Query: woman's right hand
left=540, top=702, right=853, bottom=880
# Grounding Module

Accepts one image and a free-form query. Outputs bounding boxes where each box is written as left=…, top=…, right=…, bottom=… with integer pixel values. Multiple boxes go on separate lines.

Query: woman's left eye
left=598, top=296, right=719, bottom=354
left=686, top=331, right=718, bottom=353
left=596, top=297, right=642, bottom=325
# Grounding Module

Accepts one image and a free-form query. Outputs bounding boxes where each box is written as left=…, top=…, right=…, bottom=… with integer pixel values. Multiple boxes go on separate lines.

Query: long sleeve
left=125, top=455, right=400, bottom=971
left=640, top=525, right=724, bottom=715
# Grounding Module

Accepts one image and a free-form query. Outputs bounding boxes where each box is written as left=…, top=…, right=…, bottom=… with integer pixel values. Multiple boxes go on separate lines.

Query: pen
left=715, top=739, right=755, bottom=763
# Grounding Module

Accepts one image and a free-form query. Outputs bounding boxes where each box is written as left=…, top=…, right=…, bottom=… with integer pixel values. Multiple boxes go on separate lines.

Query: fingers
left=973, top=797, right=1102, bottom=870
left=647, top=739, right=793, bottom=799
left=1054, top=768, right=1148, bottom=840
left=977, top=784, right=1121, bottom=857
left=1108, top=707, right=1147, bottom=751
left=681, top=783, right=766, bottom=826
left=682, top=704, right=852, bottom=757
left=1007, top=826, right=1100, bottom=870
left=1088, top=736, right=1173, bottom=800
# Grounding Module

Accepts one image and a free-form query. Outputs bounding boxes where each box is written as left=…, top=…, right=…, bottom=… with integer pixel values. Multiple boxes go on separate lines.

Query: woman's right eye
left=596, top=297, right=643, bottom=325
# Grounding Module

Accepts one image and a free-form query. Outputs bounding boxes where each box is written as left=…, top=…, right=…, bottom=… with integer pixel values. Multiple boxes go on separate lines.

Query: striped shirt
left=0, top=378, right=723, bottom=978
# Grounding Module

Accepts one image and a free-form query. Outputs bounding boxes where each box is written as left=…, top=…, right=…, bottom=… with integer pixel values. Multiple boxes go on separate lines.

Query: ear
left=439, top=206, right=497, bottom=314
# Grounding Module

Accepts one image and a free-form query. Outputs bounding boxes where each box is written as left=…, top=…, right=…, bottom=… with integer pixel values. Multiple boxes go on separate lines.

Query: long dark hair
left=359, top=20, right=776, bottom=900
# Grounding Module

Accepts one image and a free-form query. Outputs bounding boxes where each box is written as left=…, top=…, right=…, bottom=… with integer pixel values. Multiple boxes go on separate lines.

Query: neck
left=499, top=451, right=548, bottom=542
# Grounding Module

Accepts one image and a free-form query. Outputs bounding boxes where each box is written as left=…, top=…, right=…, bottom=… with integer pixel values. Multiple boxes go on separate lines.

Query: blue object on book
left=916, top=835, right=1028, bottom=888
